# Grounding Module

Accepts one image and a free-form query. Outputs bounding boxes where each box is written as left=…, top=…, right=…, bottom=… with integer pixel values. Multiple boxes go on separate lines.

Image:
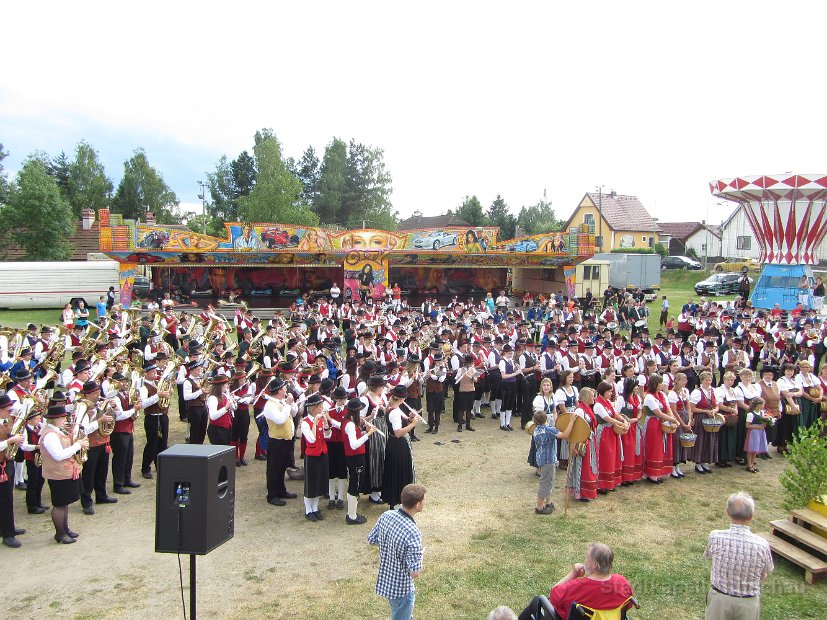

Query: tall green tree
left=517, top=198, right=563, bottom=235
left=343, top=140, right=396, bottom=229
left=0, top=143, right=9, bottom=205
left=315, top=138, right=348, bottom=225
left=487, top=194, right=517, bottom=240
left=67, top=140, right=113, bottom=217
left=295, top=146, right=320, bottom=206
left=451, top=195, right=488, bottom=226
left=237, top=129, right=317, bottom=225
left=47, top=151, right=71, bottom=198
left=231, top=151, right=256, bottom=202
left=0, top=157, right=75, bottom=260
left=206, top=155, right=236, bottom=222
left=111, top=149, right=180, bottom=223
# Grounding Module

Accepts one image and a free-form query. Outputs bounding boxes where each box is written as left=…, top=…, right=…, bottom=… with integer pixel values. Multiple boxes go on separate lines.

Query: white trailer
left=0, top=261, right=120, bottom=309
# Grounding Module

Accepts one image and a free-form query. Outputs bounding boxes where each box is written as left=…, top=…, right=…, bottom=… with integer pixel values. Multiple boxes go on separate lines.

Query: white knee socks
left=14, top=461, right=25, bottom=484
left=505, top=410, right=512, bottom=427
left=303, top=497, right=314, bottom=514
left=347, top=494, right=358, bottom=519
left=336, top=478, right=347, bottom=501
left=500, top=410, right=507, bottom=427
left=329, top=479, right=336, bottom=500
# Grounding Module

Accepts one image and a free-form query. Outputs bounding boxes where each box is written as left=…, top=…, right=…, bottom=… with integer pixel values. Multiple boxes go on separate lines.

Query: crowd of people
left=0, top=284, right=814, bottom=617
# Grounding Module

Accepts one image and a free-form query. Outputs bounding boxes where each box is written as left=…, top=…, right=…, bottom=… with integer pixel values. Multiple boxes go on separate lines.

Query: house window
left=701, top=243, right=707, bottom=252
left=595, top=235, right=603, bottom=248
left=584, top=213, right=595, bottom=225
left=583, top=266, right=591, bottom=280
left=737, top=236, right=751, bottom=250
left=590, top=265, right=600, bottom=280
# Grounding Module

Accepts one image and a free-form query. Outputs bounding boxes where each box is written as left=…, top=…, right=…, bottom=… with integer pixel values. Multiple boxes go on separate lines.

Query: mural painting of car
left=510, top=240, right=538, bottom=252
left=413, top=231, right=458, bottom=250
left=260, top=227, right=300, bottom=249
left=125, top=253, right=165, bottom=264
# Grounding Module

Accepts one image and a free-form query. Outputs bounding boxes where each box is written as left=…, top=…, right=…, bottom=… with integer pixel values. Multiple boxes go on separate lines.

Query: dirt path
left=8, top=409, right=544, bottom=619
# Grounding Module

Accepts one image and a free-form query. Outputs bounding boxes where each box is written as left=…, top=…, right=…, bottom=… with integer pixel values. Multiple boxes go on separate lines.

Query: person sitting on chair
left=518, top=543, right=635, bottom=620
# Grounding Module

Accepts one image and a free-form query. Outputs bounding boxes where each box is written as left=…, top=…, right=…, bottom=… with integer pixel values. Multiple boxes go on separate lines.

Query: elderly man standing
left=704, top=491, right=774, bottom=620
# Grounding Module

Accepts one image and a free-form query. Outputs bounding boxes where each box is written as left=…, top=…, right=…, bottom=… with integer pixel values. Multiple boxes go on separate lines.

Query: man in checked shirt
left=704, top=492, right=774, bottom=620
left=368, top=483, right=426, bottom=620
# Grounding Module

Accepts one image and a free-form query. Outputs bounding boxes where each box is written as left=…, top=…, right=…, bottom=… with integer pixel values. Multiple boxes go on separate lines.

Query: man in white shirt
left=261, top=378, right=298, bottom=506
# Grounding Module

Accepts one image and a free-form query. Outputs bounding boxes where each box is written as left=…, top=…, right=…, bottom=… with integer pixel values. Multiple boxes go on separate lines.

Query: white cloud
left=2, top=1, right=825, bottom=226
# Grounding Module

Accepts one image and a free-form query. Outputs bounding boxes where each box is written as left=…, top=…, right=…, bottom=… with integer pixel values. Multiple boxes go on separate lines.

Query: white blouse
left=643, top=393, right=664, bottom=412
left=777, top=376, right=797, bottom=394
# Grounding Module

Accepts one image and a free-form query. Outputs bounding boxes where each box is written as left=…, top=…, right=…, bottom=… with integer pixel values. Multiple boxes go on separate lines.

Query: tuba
left=70, top=400, right=91, bottom=464
left=156, top=361, right=178, bottom=411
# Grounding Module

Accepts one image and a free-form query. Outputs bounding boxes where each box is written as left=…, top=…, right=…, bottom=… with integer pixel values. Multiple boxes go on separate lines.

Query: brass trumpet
left=3, top=409, right=27, bottom=461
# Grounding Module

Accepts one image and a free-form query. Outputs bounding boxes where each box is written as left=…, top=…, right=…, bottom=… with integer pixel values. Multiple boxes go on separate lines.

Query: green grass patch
left=0, top=308, right=66, bottom=328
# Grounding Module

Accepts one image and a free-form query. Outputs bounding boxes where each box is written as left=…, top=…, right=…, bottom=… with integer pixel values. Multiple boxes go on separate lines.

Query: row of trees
left=0, top=127, right=565, bottom=261
left=444, top=194, right=566, bottom=240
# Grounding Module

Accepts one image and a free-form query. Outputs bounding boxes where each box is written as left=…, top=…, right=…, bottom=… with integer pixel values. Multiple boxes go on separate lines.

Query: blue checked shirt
left=704, top=524, right=774, bottom=597
left=368, top=509, right=424, bottom=599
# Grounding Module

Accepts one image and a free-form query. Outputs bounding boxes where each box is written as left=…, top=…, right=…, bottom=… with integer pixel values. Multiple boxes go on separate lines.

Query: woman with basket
left=641, top=375, right=677, bottom=484
left=593, top=381, right=628, bottom=493
left=688, top=371, right=721, bottom=474
left=758, top=367, right=780, bottom=453
left=668, top=372, right=694, bottom=478
left=774, top=363, right=802, bottom=454
left=715, top=372, right=744, bottom=468
left=617, top=377, right=643, bottom=485
left=795, top=360, right=821, bottom=430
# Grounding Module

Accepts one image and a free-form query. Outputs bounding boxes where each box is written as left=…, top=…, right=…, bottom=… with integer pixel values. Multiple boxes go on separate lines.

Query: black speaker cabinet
left=155, top=444, right=235, bottom=555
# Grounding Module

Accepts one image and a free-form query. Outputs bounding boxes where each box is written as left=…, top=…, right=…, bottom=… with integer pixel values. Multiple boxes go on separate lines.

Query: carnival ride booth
left=96, top=210, right=596, bottom=307
left=711, top=174, right=827, bottom=310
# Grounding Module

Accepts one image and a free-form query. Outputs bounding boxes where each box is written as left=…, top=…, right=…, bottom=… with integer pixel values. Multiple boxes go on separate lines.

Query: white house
left=719, top=204, right=827, bottom=263
left=657, top=222, right=722, bottom=259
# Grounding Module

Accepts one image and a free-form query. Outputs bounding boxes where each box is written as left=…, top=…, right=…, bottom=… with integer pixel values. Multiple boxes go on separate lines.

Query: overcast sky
left=2, top=1, right=824, bottom=228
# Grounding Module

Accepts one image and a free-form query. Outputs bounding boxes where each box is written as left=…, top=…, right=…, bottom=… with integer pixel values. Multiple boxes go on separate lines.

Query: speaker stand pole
left=190, top=554, right=197, bottom=620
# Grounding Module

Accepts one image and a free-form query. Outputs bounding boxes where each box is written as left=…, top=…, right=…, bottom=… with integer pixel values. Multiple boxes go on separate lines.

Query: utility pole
left=197, top=180, right=207, bottom=235
left=595, top=185, right=605, bottom=250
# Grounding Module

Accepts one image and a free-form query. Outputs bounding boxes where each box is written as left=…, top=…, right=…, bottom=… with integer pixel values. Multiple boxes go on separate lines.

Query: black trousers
left=521, top=376, right=538, bottom=427
left=208, top=425, right=232, bottom=446
left=110, top=431, right=135, bottom=488
left=452, top=382, right=461, bottom=424
left=345, top=453, right=365, bottom=496
left=81, top=444, right=110, bottom=507
left=0, top=460, right=17, bottom=537
left=177, top=384, right=187, bottom=421
left=267, top=438, right=293, bottom=500
left=426, top=390, right=445, bottom=415
left=141, top=415, right=168, bottom=474
left=25, top=460, right=45, bottom=508
left=488, top=371, right=502, bottom=400
left=188, top=406, right=208, bottom=445
left=231, top=407, right=251, bottom=444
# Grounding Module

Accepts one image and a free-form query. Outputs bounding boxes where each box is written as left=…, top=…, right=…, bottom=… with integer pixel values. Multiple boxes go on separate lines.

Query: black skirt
left=304, top=453, right=329, bottom=498
left=381, top=433, right=415, bottom=507
left=327, top=441, right=347, bottom=479
left=48, top=478, right=81, bottom=507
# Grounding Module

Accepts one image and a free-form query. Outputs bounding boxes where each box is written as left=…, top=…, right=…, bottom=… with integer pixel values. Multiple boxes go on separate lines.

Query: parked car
left=694, top=273, right=753, bottom=296
left=714, top=258, right=760, bottom=272
left=510, top=239, right=539, bottom=253
left=413, top=231, right=458, bottom=250
left=133, top=275, right=151, bottom=298
left=662, top=255, right=703, bottom=270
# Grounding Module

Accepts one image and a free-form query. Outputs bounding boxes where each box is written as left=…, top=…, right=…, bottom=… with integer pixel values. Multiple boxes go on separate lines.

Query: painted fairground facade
left=98, top=209, right=595, bottom=303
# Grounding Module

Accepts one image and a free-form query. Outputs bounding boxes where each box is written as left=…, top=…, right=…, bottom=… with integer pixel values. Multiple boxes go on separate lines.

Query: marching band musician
left=361, top=375, right=389, bottom=505
left=382, top=384, right=421, bottom=509
left=206, top=373, right=236, bottom=446
left=40, top=402, right=88, bottom=544
left=261, top=377, right=298, bottom=507
left=19, top=405, right=47, bottom=514
left=455, top=353, right=478, bottom=432
left=75, top=381, right=117, bottom=515
left=518, top=340, right=540, bottom=430
left=108, top=371, right=141, bottom=494
left=342, top=397, right=376, bottom=524
left=498, top=344, right=520, bottom=431
left=139, top=363, right=171, bottom=480
left=230, top=369, right=255, bottom=466
left=326, top=386, right=349, bottom=510
left=300, top=392, right=335, bottom=522
left=252, top=367, right=274, bottom=461
left=425, top=352, right=447, bottom=434
left=183, top=361, right=208, bottom=445
left=0, top=394, right=26, bottom=547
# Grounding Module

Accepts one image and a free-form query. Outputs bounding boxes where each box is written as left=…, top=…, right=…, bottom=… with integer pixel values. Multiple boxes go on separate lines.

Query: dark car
left=133, top=275, right=151, bottom=298
left=662, top=255, right=703, bottom=270
left=694, top=273, right=753, bottom=296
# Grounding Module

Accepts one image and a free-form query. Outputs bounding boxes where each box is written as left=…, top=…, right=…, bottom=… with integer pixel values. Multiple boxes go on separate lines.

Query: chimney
left=146, top=211, right=156, bottom=225
left=81, top=208, right=96, bottom=231
left=610, top=190, right=617, bottom=198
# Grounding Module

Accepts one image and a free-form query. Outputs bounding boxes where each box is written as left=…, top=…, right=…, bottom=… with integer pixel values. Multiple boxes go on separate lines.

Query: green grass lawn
left=0, top=308, right=66, bottom=329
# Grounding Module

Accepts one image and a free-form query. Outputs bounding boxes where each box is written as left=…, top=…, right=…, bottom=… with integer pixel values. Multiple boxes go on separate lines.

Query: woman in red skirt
left=617, top=377, right=643, bottom=485
left=642, top=374, right=678, bottom=483
left=593, top=381, right=628, bottom=494
left=558, top=387, right=598, bottom=502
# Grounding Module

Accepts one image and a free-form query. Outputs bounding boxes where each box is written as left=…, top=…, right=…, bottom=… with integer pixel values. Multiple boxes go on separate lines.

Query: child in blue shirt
left=532, top=410, right=559, bottom=514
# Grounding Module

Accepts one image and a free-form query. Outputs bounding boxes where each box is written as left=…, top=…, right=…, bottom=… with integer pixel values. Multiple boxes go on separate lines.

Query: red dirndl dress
left=595, top=397, right=622, bottom=491
left=570, top=404, right=598, bottom=500
left=643, top=391, right=673, bottom=478
left=620, top=394, right=643, bottom=482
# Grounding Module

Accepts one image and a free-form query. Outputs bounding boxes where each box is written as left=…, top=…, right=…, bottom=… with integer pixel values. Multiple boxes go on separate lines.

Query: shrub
left=780, top=419, right=827, bottom=510
left=610, top=248, right=655, bottom=254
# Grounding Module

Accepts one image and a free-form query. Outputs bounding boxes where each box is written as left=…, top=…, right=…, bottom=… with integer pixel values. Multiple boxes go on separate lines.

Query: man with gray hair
left=704, top=491, right=774, bottom=620
left=487, top=606, right=517, bottom=620
left=517, top=543, right=634, bottom=620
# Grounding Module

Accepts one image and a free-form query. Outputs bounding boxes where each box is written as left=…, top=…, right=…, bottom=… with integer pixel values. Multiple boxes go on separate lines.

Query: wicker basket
left=662, top=421, right=678, bottom=434
left=702, top=418, right=723, bottom=433
left=679, top=433, right=697, bottom=448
